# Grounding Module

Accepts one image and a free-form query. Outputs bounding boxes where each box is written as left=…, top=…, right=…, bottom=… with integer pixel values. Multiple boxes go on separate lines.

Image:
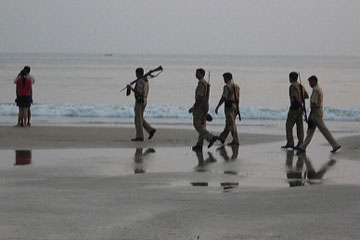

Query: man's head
left=289, top=72, right=298, bottom=83
left=136, top=68, right=144, bottom=78
left=223, top=72, right=233, bottom=83
left=308, top=75, right=318, bottom=88
left=196, top=68, right=205, bottom=80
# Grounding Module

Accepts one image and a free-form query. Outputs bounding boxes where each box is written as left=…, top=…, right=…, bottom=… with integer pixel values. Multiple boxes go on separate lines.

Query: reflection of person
left=285, top=151, right=336, bottom=187
left=133, top=148, right=155, bottom=174
left=215, top=72, right=240, bottom=146
left=127, top=68, right=156, bottom=142
left=15, top=150, right=32, bottom=165
left=216, top=145, right=239, bottom=161
left=189, top=68, right=217, bottom=151
left=14, top=66, right=35, bottom=126
left=299, top=153, right=336, bottom=184
left=285, top=150, right=305, bottom=187
left=296, top=75, right=341, bottom=153
left=281, top=72, right=308, bottom=149
left=14, top=68, right=34, bottom=127
left=194, top=151, right=217, bottom=172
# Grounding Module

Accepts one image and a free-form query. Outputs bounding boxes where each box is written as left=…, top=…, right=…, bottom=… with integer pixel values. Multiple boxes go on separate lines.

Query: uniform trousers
left=285, top=108, right=304, bottom=146
left=193, top=108, right=214, bottom=146
left=219, top=107, right=238, bottom=143
left=135, top=101, right=154, bottom=139
left=299, top=108, right=340, bottom=150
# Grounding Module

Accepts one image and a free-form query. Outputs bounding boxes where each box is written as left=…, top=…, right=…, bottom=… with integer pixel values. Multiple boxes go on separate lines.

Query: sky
left=1, top=0, right=360, bottom=56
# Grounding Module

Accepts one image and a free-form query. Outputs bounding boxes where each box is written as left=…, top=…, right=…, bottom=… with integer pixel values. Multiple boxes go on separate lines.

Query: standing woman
left=15, top=70, right=33, bottom=127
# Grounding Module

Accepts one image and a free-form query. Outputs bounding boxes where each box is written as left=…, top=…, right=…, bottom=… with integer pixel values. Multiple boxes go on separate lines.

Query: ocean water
left=0, top=53, right=359, bottom=124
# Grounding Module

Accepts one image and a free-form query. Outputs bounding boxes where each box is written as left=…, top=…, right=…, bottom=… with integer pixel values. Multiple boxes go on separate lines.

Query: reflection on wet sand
left=15, top=150, right=32, bottom=165
left=285, top=150, right=336, bottom=187
left=192, top=146, right=240, bottom=191
left=194, top=151, right=217, bottom=173
left=134, top=148, right=155, bottom=174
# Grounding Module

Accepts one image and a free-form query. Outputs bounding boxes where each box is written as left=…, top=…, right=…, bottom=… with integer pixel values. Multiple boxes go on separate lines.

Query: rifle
left=206, top=71, right=213, bottom=122
left=298, top=72, right=308, bottom=123
left=121, top=66, right=163, bottom=93
left=233, top=84, right=241, bottom=121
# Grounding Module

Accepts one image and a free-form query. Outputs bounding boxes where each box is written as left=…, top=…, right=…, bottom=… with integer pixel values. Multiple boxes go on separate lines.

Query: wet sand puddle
left=0, top=142, right=359, bottom=191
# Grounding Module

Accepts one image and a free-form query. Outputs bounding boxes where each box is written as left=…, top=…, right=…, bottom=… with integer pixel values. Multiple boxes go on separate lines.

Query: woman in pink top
left=15, top=70, right=33, bottom=127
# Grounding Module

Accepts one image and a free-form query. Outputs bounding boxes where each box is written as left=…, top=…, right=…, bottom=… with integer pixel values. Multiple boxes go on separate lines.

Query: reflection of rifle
left=121, top=66, right=163, bottom=93
left=298, top=72, right=308, bottom=123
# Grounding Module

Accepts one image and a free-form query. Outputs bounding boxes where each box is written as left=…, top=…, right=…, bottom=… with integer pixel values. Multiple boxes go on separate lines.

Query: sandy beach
left=0, top=126, right=284, bottom=149
left=0, top=125, right=359, bottom=240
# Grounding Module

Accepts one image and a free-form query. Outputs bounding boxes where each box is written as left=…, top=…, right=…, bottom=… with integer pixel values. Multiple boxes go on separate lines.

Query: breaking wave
left=0, top=103, right=359, bottom=121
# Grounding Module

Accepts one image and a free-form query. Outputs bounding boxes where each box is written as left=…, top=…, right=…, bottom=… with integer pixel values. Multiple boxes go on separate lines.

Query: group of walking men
left=127, top=67, right=341, bottom=154
left=127, top=67, right=242, bottom=151
left=282, top=72, right=341, bottom=154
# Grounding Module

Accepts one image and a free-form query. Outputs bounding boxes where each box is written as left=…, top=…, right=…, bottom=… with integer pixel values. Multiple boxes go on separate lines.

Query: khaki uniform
left=298, top=85, right=340, bottom=151
left=134, top=79, right=155, bottom=139
left=218, top=82, right=239, bottom=144
left=285, top=81, right=309, bottom=146
left=193, top=79, right=214, bottom=146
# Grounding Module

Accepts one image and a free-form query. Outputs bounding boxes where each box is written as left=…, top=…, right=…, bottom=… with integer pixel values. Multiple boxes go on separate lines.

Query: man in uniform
left=296, top=75, right=341, bottom=153
left=281, top=72, right=309, bottom=149
left=215, top=72, right=240, bottom=146
left=189, top=68, right=217, bottom=151
left=127, top=68, right=156, bottom=141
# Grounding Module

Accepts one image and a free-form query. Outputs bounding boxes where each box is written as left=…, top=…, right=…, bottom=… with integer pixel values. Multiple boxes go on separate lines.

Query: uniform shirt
left=310, top=84, right=323, bottom=109
left=195, top=78, right=208, bottom=100
left=222, top=82, right=236, bottom=102
left=135, top=78, right=149, bottom=99
left=289, top=81, right=308, bottom=105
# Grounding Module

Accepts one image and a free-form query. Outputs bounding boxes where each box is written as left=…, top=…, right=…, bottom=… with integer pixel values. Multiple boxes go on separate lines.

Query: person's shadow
left=134, top=148, right=155, bottom=174
left=15, top=150, right=32, bottom=165
left=285, top=151, right=336, bottom=187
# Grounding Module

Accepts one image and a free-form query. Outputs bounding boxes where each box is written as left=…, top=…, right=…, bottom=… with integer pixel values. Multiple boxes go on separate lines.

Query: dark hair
left=289, top=72, right=298, bottom=81
left=23, top=66, right=31, bottom=74
left=20, top=70, right=27, bottom=86
left=196, top=68, right=205, bottom=77
left=223, top=72, right=233, bottom=81
left=136, top=68, right=144, bottom=76
left=308, top=75, right=318, bottom=83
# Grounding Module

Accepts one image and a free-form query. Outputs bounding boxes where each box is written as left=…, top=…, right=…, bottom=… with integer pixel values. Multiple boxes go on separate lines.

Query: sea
left=0, top=53, right=359, bottom=127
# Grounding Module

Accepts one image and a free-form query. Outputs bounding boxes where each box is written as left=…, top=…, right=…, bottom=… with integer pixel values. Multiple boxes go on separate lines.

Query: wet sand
left=0, top=126, right=283, bottom=149
left=0, top=125, right=359, bottom=239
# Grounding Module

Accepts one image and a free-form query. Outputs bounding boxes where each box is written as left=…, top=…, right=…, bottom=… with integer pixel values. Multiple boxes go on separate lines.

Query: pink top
left=16, top=77, right=32, bottom=96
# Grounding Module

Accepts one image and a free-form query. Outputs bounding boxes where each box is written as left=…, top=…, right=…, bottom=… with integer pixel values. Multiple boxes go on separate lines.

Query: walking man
left=296, top=75, right=341, bottom=153
left=127, top=68, right=156, bottom=141
left=189, top=68, right=217, bottom=151
left=281, top=72, right=309, bottom=149
left=215, top=72, right=240, bottom=146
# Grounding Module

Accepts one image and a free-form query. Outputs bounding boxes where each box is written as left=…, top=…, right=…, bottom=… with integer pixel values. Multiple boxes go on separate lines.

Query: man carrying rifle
left=127, top=67, right=156, bottom=141
left=215, top=72, right=240, bottom=146
left=189, top=68, right=217, bottom=151
left=281, top=72, right=309, bottom=149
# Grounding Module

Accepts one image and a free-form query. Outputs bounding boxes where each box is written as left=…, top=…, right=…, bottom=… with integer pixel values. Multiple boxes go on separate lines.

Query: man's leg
left=295, top=111, right=304, bottom=146
left=316, top=117, right=341, bottom=149
left=283, top=110, right=297, bottom=148
left=134, top=102, right=144, bottom=140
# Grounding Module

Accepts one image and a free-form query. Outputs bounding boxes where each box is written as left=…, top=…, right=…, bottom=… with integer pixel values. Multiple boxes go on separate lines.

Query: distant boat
left=104, top=53, right=113, bottom=57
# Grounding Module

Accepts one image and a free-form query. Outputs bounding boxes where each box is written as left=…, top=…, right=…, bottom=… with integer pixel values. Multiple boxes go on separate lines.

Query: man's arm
left=215, top=97, right=225, bottom=114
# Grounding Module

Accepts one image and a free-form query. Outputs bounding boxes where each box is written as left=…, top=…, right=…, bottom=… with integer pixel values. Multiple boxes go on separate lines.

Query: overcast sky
left=1, top=0, right=360, bottom=56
